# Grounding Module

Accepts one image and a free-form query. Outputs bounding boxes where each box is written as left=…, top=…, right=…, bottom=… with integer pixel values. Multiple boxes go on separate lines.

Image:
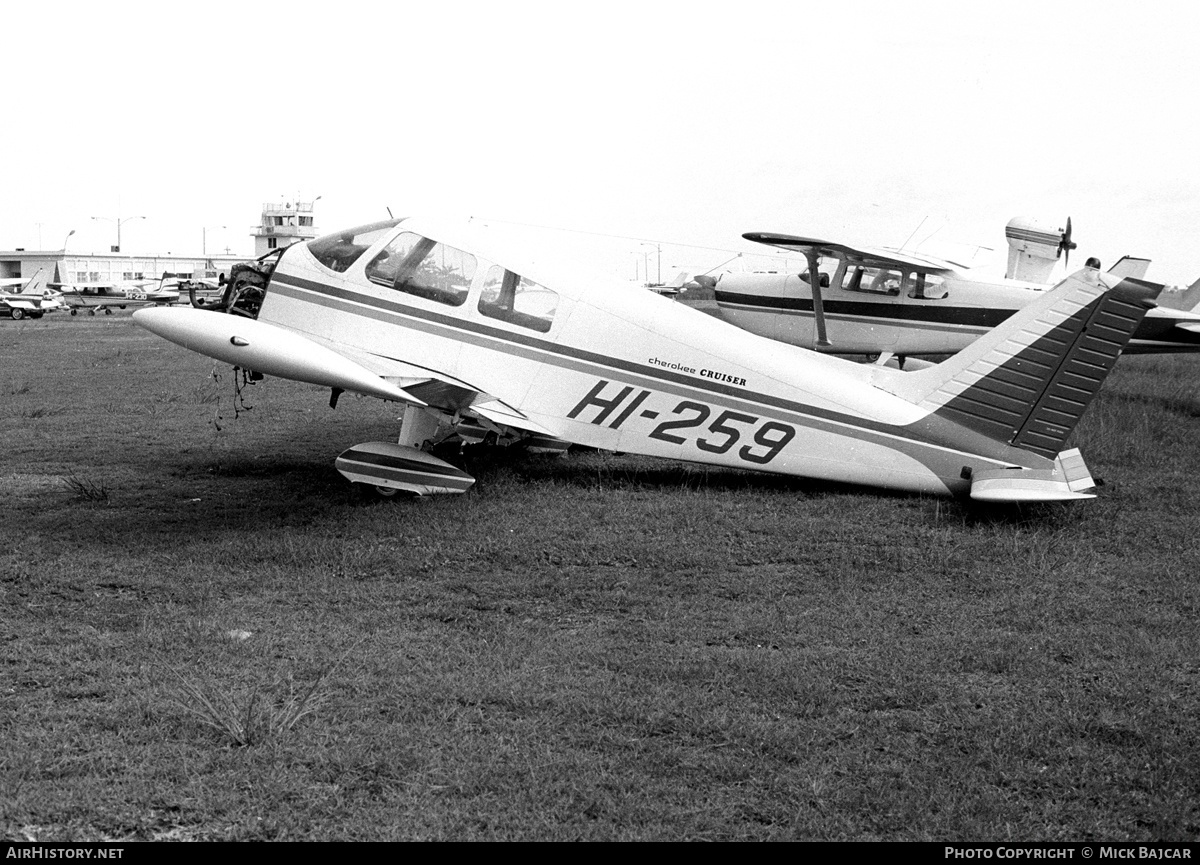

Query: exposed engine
left=188, top=248, right=285, bottom=318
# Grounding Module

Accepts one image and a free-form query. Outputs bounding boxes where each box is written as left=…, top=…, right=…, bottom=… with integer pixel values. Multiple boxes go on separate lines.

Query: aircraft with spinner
left=133, top=216, right=1166, bottom=503
left=706, top=217, right=1200, bottom=366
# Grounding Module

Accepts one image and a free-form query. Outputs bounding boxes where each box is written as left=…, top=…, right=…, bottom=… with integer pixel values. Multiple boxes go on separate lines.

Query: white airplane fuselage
left=136, top=216, right=1160, bottom=502
left=714, top=269, right=1200, bottom=356
left=251, top=219, right=1064, bottom=498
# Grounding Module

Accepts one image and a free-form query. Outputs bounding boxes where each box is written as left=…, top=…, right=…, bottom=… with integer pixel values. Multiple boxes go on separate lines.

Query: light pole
left=641, top=242, right=662, bottom=284
left=203, top=225, right=226, bottom=256
left=62, top=229, right=75, bottom=251
left=91, top=214, right=145, bottom=253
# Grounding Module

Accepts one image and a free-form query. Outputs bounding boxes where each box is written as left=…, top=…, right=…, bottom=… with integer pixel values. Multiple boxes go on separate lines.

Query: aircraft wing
left=310, top=334, right=556, bottom=435
left=132, top=307, right=554, bottom=436
left=51, top=282, right=119, bottom=293
left=742, top=232, right=956, bottom=274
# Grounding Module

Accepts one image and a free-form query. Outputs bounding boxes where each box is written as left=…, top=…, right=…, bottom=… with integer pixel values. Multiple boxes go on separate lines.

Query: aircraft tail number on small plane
left=568, top=379, right=797, bottom=465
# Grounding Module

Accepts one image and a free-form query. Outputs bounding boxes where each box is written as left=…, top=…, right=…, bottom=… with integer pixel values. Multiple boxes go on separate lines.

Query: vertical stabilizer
left=1106, top=256, right=1151, bottom=280
left=885, top=270, right=1161, bottom=457
left=20, top=269, right=48, bottom=294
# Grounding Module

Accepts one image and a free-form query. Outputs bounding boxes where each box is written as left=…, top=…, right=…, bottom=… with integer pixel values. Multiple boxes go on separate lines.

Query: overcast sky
left=5, top=1, right=1199, bottom=284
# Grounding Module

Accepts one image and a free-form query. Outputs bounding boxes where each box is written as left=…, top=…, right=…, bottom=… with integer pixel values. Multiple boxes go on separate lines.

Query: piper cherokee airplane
left=707, top=217, right=1200, bottom=364
left=133, top=216, right=1165, bottom=502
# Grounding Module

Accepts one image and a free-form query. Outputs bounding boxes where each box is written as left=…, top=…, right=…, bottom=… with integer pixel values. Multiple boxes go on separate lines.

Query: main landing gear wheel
left=88, top=309, right=96, bottom=316
left=373, top=485, right=399, bottom=498
left=104, top=307, right=113, bottom=315
left=70, top=309, right=78, bottom=316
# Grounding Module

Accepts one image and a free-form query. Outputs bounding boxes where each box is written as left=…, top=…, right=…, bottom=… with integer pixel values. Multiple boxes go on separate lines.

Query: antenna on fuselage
left=386, top=206, right=393, bottom=218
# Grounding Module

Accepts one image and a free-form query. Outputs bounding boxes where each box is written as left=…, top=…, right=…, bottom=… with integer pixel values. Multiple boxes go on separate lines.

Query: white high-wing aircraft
left=134, top=216, right=1164, bottom=503
left=708, top=217, right=1200, bottom=364
left=54, top=274, right=181, bottom=315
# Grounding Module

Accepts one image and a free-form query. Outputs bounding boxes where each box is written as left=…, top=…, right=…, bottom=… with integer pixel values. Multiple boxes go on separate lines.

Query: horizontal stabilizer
left=970, top=448, right=1096, bottom=502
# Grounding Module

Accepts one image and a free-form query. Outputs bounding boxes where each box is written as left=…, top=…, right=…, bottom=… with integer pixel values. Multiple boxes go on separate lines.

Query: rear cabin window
left=908, top=272, right=947, bottom=299
left=365, top=231, right=475, bottom=307
left=843, top=265, right=903, bottom=295
left=477, top=265, right=557, bottom=332
left=307, top=220, right=399, bottom=273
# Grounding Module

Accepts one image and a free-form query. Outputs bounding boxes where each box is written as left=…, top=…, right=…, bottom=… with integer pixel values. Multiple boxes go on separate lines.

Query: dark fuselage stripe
left=714, top=291, right=1014, bottom=328
left=266, top=272, right=1028, bottom=464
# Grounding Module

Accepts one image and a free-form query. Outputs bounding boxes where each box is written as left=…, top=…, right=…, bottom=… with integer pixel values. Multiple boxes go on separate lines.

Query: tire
left=11, top=308, right=24, bottom=320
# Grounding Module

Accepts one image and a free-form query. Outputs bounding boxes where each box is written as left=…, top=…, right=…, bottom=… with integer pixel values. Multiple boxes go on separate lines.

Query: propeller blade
left=1060, top=216, right=1077, bottom=266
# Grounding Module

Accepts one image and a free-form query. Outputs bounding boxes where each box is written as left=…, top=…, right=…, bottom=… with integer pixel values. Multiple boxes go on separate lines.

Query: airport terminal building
left=0, top=201, right=319, bottom=285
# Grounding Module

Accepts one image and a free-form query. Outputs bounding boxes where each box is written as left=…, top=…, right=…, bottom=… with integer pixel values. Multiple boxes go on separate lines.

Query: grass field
left=2, top=309, right=1199, bottom=841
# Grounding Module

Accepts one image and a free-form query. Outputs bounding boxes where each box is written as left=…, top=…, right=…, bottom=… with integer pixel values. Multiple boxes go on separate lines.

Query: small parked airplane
left=1, top=269, right=59, bottom=319
left=707, top=217, right=1200, bottom=364
left=54, top=274, right=181, bottom=315
left=134, top=216, right=1163, bottom=502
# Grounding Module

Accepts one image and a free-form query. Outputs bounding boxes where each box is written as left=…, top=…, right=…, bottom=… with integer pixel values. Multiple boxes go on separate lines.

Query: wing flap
left=303, top=331, right=556, bottom=435
left=470, top=398, right=555, bottom=436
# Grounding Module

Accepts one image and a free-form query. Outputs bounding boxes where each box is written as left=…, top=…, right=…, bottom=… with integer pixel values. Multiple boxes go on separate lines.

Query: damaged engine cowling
left=189, top=248, right=285, bottom=318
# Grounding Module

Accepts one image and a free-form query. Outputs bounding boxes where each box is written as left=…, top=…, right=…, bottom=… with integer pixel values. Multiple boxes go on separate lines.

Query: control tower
left=251, top=200, right=319, bottom=256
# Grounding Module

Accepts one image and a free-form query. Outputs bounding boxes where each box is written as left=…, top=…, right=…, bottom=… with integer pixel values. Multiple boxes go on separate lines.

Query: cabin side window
left=365, top=231, right=476, bottom=307
left=308, top=220, right=400, bottom=273
left=843, top=265, right=903, bottom=295
left=907, top=271, right=947, bottom=299
left=477, top=265, right=557, bottom=332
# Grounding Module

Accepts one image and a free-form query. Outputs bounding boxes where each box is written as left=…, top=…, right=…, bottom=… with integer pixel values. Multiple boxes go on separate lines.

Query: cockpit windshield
left=364, top=231, right=476, bottom=307
left=308, top=220, right=400, bottom=273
